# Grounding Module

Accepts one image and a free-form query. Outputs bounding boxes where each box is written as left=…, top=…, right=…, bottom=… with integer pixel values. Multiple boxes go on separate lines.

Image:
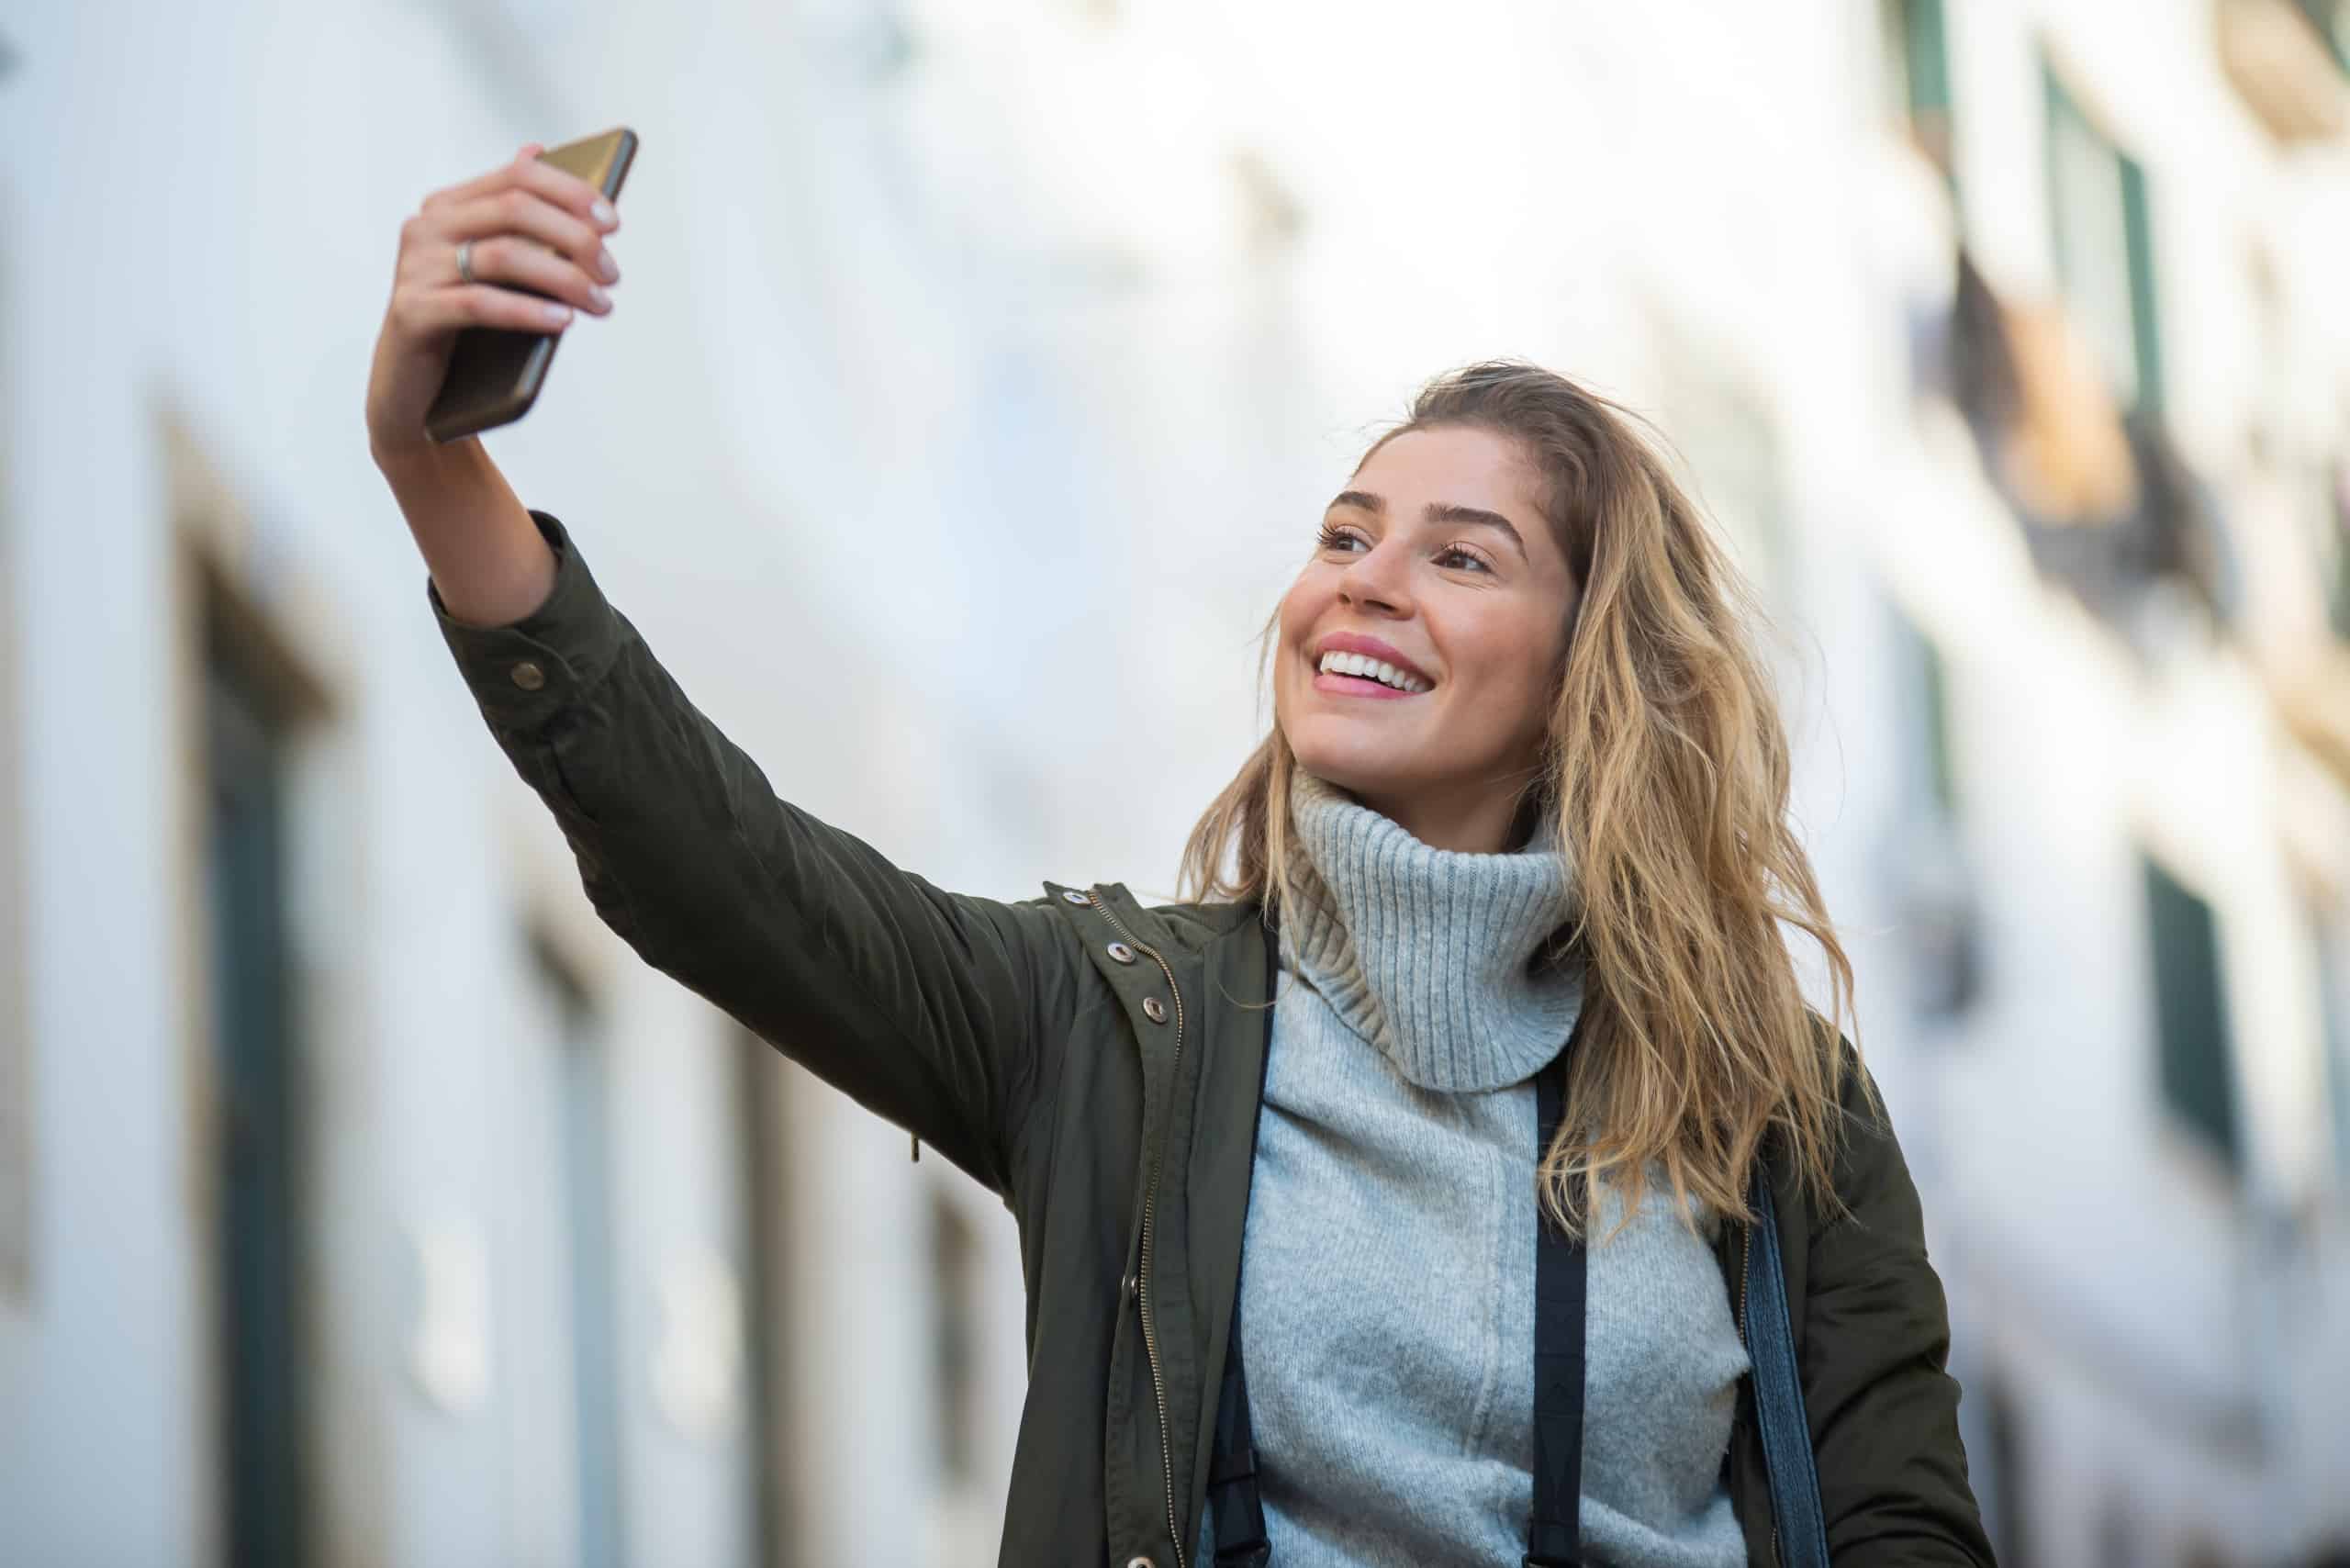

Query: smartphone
left=425, top=127, right=638, bottom=443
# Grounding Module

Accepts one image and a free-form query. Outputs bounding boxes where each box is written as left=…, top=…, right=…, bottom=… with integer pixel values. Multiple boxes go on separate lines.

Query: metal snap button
left=1120, top=1272, right=1136, bottom=1300
left=1141, top=996, right=1167, bottom=1024
left=1126, top=1557, right=1156, bottom=1568
left=509, top=659, right=547, bottom=691
left=1106, top=941, right=1136, bottom=965
left=1060, top=890, right=1091, bottom=906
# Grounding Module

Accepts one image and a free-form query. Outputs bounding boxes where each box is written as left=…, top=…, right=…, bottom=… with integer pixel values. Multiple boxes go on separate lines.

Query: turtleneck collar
left=1279, top=767, right=1586, bottom=1093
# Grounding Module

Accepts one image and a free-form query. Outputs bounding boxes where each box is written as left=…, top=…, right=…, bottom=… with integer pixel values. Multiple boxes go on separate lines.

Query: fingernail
left=543, top=302, right=573, bottom=328
left=591, top=198, right=617, bottom=228
left=588, top=285, right=610, bottom=309
left=596, top=249, right=620, bottom=283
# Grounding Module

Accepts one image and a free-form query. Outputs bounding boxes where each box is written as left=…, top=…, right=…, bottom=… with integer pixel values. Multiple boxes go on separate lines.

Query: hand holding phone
left=364, top=128, right=637, bottom=463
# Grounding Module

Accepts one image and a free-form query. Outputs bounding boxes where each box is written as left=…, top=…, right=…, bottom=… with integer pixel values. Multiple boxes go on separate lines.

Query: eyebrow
left=1328, top=489, right=1527, bottom=556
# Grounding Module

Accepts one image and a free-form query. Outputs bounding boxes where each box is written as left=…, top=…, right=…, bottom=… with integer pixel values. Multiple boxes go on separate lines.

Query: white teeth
left=1316, top=649, right=1429, bottom=693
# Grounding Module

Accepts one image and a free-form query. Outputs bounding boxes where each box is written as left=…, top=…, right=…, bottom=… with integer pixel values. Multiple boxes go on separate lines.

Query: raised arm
left=365, top=146, right=1078, bottom=1194
left=430, top=513, right=1076, bottom=1190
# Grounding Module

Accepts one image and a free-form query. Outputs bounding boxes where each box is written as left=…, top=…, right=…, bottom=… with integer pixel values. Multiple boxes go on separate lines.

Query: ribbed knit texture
left=1280, top=772, right=1583, bottom=1092
left=1200, top=769, right=1751, bottom=1568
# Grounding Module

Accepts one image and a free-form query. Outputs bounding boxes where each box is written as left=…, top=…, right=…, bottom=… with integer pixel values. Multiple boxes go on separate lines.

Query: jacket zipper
left=1082, top=891, right=1191, bottom=1568
left=1732, top=1217, right=1783, bottom=1568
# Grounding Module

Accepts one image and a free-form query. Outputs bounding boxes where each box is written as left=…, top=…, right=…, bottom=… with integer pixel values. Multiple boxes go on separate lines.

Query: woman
left=367, top=146, right=1995, bottom=1568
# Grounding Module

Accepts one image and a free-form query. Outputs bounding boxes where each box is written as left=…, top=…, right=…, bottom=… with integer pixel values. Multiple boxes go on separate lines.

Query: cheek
left=1449, top=620, right=1557, bottom=716
left=1277, top=573, right=1326, bottom=652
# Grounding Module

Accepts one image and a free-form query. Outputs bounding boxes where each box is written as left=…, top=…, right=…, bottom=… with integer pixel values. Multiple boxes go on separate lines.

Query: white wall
left=4, top=0, right=2348, bottom=1564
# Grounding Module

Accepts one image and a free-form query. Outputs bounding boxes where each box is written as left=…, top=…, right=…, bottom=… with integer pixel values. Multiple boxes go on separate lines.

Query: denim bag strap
left=1745, top=1169, right=1831, bottom=1567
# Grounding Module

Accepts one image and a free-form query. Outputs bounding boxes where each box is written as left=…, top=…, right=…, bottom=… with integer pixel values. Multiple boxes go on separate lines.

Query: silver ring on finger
left=455, top=239, right=476, bottom=286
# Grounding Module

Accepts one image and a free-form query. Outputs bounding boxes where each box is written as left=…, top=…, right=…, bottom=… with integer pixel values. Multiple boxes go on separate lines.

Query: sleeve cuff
left=427, top=509, right=630, bottom=734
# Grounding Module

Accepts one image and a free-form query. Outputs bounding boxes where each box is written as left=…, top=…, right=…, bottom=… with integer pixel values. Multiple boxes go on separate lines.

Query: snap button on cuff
left=509, top=659, right=547, bottom=691
left=1060, top=890, right=1091, bottom=906
left=1127, top=1557, right=1156, bottom=1568
left=1106, top=941, right=1136, bottom=964
left=1142, top=996, right=1168, bottom=1024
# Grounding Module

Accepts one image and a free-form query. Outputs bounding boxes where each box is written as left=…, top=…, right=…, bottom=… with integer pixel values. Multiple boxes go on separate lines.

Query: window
left=1642, top=327, right=1795, bottom=611
left=498, top=932, right=628, bottom=1566
left=1881, top=0, right=1955, bottom=176
left=733, top=1028, right=793, bottom=1564
left=2321, top=918, right=2350, bottom=1191
left=2326, top=463, right=2350, bottom=642
left=1687, top=389, right=1794, bottom=607
left=1902, top=610, right=1961, bottom=817
left=531, top=937, right=626, bottom=1568
left=0, top=227, right=23, bottom=1311
left=2043, top=62, right=2165, bottom=417
left=1980, top=1373, right=2033, bottom=1568
left=2140, top=853, right=2242, bottom=1170
left=1886, top=601, right=1981, bottom=1020
left=2097, top=1493, right=2141, bottom=1568
left=203, top=590, right=314, bottom=1568
left=926, top=1191, right=980, bottom=1487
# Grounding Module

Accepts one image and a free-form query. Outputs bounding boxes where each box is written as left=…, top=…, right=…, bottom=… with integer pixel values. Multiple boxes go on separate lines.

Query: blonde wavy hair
left=1177, top=360, right=1872, bottom=1241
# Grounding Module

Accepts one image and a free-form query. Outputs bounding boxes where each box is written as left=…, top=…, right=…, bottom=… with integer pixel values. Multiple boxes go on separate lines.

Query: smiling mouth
left=1313, top=649, right=1432, bottom=697
left=1306, top=653, right=1428, bottom=700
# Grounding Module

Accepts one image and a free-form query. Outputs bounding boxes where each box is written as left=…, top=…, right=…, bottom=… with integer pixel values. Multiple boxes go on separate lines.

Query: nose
left=1337, top=537, right=1413, bottom=616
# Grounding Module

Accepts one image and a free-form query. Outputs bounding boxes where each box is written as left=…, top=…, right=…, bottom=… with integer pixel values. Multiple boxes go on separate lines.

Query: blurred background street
left=6, top=0, right=2350, bottom=1563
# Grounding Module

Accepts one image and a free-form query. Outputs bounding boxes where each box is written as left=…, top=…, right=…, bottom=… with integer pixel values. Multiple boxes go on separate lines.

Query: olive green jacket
left=431, top=511, right=1997, bottom=1568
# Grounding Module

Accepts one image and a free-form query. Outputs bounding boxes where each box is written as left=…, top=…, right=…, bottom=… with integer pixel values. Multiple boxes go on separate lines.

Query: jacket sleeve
left=1803, top=1041, right=1998, bottom=1566
left=429, top=510, right=1076, bottom=1196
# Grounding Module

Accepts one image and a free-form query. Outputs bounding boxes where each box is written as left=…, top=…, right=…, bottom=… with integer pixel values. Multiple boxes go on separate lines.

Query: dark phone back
left=424, top=128, right=637, bottom=444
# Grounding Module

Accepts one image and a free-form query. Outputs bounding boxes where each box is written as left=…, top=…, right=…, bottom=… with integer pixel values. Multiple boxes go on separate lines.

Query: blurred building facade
left=3, top=1, right=2349, bottom=1565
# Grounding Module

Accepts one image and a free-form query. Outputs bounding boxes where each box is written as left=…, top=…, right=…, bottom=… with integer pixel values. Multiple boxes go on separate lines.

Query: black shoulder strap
left=1744, top=1170, right=1831, bottom=1567
left=1522, top=1058, right=1586, bottom=1567
left=1208, top=1305, right=1271, bottom=1565
left=1209, top=906, right=1593, bottom=1566
left=1203, top=913, right=1281, bottom=1565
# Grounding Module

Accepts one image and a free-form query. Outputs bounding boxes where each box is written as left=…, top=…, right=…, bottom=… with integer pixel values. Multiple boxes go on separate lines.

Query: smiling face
left=1274, top=423, right=1583, bottom=852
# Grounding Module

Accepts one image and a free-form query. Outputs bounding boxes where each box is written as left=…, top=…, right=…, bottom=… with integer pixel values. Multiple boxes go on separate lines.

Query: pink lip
left=1312, top=670, right=1419, bottom=700
left=1309, top=632, right=1436, bottom=688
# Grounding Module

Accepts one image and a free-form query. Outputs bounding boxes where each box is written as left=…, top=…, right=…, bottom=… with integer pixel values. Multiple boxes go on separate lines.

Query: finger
left=444, top=232, right=613, bottom=316
left=420, top=140, right=603, bottom=227
left=432, top=186, right=616, bottom=286
left=397, top=279, right=576, bottom=339
left=510, top=151, right=620, bottom=233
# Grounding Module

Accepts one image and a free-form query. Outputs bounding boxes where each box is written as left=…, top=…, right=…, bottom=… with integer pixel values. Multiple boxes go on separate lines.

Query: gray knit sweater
left=1199, top=769, right=1750, bottom=1567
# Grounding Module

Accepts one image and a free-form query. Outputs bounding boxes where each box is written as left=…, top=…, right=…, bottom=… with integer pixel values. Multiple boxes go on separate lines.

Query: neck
left=1353, top=777, right=1543, bottom=854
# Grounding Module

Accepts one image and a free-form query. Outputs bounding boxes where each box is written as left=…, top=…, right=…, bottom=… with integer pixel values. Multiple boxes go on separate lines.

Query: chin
left=1285, top=729, right=1404, bottom=801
